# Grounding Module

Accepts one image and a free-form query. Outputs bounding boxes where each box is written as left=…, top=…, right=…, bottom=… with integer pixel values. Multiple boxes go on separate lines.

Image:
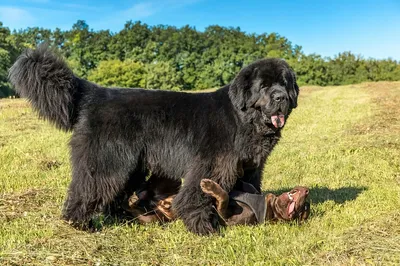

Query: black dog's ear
left=229, top=66, right=258, bottom=110
left=284, top=69, right=299, bottom=109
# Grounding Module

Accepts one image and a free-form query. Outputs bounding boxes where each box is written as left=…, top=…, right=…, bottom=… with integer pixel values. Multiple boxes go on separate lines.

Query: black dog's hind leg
left=62, top=133, right=145, bottom=229
left=62, top=162, right=135, bottom=229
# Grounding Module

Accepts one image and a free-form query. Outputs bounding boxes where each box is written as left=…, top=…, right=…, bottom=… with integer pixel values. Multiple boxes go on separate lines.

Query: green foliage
left=0, top=48, right=12, bottom=98
left=0, top=22, right=17, bottom=97
left=145, top=61, right=180, bottom=91
left=291, top=54, right=332, bottom=86
left=1, top=19, right=400, bottom=97
left=87, top=60, right=146, bottom=88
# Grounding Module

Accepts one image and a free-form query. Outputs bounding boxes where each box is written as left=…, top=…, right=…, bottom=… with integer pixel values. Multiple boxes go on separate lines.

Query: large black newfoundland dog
left=9, top=46, right=299, bottom=235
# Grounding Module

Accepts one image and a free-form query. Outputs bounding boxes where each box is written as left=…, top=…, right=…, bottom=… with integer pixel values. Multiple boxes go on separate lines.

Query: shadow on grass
left=264, top=186, right=367, bottom=204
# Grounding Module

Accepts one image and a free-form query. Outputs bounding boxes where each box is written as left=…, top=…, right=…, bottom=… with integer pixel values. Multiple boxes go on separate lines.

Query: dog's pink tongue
left=288, top=201, right=295, bottom=216
left=271, top=114, right=285, bottom=128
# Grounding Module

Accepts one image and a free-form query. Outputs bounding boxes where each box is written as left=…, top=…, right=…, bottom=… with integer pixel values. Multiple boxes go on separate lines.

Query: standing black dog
left=9, top=46, right=299, bottom=235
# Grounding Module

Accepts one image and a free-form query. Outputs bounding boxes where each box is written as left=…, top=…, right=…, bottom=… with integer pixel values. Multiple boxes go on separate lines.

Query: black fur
left=9, top=46, right=299, bottom=235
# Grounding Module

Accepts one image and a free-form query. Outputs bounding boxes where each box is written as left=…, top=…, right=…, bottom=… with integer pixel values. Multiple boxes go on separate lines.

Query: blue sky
left=1, top=0, right=399, bottom=60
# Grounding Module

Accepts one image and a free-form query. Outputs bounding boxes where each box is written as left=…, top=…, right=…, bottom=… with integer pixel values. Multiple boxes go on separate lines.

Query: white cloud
left=123, top=2, right=157, bottom=19
left=0, top=7, right=35, bottom=28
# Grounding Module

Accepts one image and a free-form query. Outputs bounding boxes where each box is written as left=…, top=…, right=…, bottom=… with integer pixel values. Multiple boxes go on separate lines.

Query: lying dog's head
left=266, top=186, right=310, bottom=222
left=229, top=59, right=299, bottom=132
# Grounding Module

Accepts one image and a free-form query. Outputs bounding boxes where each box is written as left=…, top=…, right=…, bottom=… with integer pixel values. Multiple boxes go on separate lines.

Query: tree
left=145, top=61, right=180, bottom=91
left=64, top=20, right=111, bottom=78
left=291, top=54, right=331, bottom=86
left=109, top=21, right=151, bottom=60
left=88, top=60, right=146, bottom=88
left=0, top=48, right=11, bottom=97
left=0, top=22, right=16, bottom=97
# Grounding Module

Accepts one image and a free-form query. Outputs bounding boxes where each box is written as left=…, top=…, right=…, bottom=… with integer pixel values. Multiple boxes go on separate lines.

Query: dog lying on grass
left=123, top=178, right=310, bottom=226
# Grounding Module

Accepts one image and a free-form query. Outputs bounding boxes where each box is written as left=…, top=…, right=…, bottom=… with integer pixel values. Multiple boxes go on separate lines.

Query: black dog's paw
left=63, top=214, right=106, bottom=232
left=184, top=211, right=221, bottom=236
left=192, top=221, right=219, bottom=236
left=64, top=219, right=94, bottom=232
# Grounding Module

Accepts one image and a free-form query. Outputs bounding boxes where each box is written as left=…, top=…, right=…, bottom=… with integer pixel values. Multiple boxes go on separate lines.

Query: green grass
left=1, top=82, right=399, bottom=265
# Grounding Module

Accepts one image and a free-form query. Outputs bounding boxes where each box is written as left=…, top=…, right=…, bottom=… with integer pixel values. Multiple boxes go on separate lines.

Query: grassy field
left=1, top=82, right=399, bottom=265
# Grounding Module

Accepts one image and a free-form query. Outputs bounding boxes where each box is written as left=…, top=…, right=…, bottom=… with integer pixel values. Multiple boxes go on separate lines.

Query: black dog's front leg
left=173, top=177, right=220, bottom=235
left=173, top=156, right=239, bottom=235
left=240, top=167, right=263, bottom=193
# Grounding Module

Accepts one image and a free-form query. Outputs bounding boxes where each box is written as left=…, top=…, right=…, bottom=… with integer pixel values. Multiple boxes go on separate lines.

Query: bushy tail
left=9, top=45, right=80, bottom=131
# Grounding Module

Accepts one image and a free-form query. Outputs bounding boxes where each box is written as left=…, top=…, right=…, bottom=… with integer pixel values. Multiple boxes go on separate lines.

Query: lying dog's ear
left=298, top=202, right=310, bottom=222
left=229, top=65, right=258, bottom=111
left=266, top=194, right=276, bottom=221
left=284, top=68, right=299, bottom=109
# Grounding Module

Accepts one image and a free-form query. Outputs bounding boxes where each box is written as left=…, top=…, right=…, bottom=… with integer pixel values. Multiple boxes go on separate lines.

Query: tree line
left=1, top=20, right=399, bottom=97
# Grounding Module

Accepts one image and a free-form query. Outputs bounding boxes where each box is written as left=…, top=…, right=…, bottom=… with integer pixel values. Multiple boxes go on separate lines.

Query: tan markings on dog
left=200, top=179, right=229, bottom=219
left=128, top=193, right=140, bottom=208
left=156, top=196, right=175, bottom=220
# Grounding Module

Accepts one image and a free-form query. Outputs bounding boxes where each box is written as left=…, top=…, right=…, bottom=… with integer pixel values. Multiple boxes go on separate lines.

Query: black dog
left=9, top=46, right=299, bottom=235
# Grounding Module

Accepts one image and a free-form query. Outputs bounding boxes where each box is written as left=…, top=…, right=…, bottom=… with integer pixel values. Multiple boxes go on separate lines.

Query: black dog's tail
left=9, top=45, right=86, bottom=131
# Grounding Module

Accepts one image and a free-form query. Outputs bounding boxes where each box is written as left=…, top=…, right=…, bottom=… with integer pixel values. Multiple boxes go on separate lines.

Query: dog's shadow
left=264, top=186, right=367, bottom=204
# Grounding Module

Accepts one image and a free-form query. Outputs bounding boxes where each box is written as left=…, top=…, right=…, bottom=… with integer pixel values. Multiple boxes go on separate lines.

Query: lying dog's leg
left=200, top=179, right=230, bottom=219
left=156, top=196, right=175, bottom=220
left=105, top=169, right=149, bottom=218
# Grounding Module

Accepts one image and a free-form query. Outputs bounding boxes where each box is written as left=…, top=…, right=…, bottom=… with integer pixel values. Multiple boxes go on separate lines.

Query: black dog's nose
left=272, top=93, right=286, bottom=103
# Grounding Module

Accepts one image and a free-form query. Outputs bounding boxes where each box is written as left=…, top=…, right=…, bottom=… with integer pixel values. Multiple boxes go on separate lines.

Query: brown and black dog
left=123, top=178, right=310, bottom=226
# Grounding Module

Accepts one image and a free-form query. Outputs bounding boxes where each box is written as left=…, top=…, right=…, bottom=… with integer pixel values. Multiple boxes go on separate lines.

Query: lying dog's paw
left=200, top=179, right=216, bottom=194
left=159, top=199, right=172, bottom=210
left=128, top=193, right=140, bottom=207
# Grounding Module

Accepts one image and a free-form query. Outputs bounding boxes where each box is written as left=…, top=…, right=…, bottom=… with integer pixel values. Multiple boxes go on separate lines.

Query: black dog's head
left=229, top=59, right=299, bottom=132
